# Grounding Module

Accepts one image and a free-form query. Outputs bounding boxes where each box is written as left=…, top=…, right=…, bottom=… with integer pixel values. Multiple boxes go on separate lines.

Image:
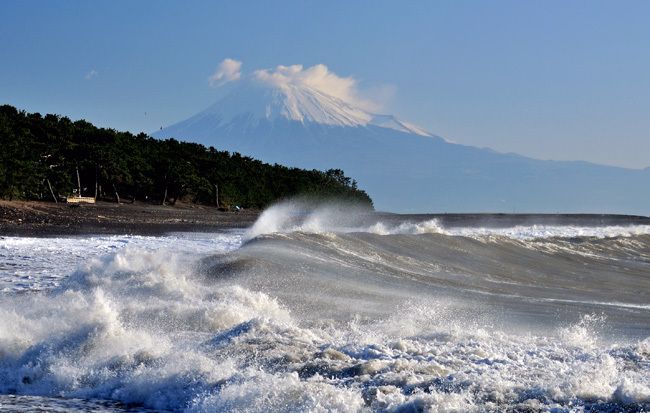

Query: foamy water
left=0, top=232, right=242, bottom=293
left=1, top=205, right=649, bottom=411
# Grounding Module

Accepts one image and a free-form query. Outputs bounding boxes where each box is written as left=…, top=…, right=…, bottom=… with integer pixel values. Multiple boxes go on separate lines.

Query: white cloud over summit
left=208, top=58, right=242, bottom=87
left=209, top=59, right=387, bottom=112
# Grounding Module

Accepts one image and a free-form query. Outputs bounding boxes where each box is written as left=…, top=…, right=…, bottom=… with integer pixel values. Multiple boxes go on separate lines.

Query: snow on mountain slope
left=158, top=76, right=432, bottom=139
left=206, top=82, right=372, bottom=127
left=368, top=115, right=433, bottom=137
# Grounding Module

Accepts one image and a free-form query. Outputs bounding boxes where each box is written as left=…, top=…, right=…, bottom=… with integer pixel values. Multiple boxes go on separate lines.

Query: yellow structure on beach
left=66, top=197, right=95, bottom=204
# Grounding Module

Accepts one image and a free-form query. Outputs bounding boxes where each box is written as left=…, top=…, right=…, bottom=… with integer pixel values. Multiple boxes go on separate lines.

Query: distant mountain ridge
left=154, top=78, right=650, bottom=215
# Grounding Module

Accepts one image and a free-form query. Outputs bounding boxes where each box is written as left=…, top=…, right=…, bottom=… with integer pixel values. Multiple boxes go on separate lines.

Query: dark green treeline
left=0, top=105, right=373, bottom=209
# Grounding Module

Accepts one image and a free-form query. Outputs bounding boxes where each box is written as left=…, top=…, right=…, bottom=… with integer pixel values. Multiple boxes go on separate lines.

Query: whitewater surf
left=1, top=203, right=649, bottom=411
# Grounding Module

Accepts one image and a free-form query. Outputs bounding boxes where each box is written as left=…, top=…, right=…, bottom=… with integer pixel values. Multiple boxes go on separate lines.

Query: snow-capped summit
left=156, top=75, right=432, bottom=141
left=197, top=80, right=372, bottom=128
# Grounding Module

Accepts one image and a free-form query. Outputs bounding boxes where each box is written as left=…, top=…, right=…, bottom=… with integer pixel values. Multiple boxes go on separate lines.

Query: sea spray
left=243, top=198, right=373, bottom=241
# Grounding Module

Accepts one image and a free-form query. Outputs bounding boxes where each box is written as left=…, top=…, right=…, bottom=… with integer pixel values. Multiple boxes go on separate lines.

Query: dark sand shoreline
left=0, top=200, right=260, bottom=237
left=1, top=200, right=649, bottom=237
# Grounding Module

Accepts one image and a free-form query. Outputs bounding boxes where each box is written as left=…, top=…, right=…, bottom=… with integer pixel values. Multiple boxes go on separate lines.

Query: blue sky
left=2, top=0, right=649, bottom=169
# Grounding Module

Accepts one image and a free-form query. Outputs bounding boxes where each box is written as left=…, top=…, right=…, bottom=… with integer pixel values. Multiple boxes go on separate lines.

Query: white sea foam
left=1, top=222, right=649, bottom=411
left=451, top=223, right=650, bottom=240
left=369, top=219, right=650, bottom=240
left=0, top=238, right=294, bottom=411
left=368, top=219, right=448, bottom=236
left=0, top=232, right=242, bottom=293
left=243, top=200, right=650, bottom=241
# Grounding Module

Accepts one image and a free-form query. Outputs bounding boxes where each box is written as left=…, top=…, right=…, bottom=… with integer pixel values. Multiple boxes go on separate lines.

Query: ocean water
left=1, top=203, right=649, bottom=412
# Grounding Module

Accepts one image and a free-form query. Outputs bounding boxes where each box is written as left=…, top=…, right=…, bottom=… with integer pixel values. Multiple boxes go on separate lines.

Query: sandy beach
left=0, top=200, right=260, bottom=237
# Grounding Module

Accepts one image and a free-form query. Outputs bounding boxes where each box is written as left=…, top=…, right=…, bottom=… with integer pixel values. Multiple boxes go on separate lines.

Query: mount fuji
left=153, top=75, right=650, bottom=215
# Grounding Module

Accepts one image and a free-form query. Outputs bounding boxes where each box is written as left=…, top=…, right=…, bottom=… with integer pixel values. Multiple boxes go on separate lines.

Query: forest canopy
left=0, top=105, right=373, bottom=209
